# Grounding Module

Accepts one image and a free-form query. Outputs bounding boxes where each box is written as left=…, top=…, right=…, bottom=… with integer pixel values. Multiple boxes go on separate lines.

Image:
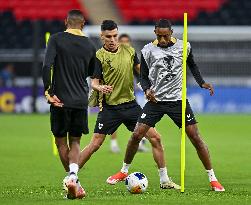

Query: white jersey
left=141, top=39, right=191, bottom=101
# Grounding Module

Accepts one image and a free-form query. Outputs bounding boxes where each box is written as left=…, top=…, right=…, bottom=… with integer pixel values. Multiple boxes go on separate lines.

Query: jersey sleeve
left=133, top=52, right=140, bottom=66
left=140, top=52, right=152, bottom=91
left=91, top=57, right=103, bottom=79
left=88, top=49, right=97, bottom=77
left=187, top=48, right=205, bottom=87
left=42, top=34, right=57, bottom=97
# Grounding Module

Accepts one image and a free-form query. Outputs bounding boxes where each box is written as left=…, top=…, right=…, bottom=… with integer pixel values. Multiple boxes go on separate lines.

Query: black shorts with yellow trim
left=138, top=100, right=197, bottom=128
left=94, top=100, right=142, bottom=135
left=50, top=106, right=89, bottom=138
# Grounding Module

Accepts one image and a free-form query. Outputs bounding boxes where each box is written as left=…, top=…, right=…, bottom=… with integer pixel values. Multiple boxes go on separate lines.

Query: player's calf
left=123, top=125, right=148, bottom=160
left=131, top=131, right=144, bottom=144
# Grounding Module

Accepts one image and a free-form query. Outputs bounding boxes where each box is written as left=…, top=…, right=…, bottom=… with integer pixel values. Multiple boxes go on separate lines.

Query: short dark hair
left=119, top=33, right=131, bottom=41
left=101, top=20, right=118, bottom=31
left=155, top=19, right=172, bottom=29
left=67, top=9, right=85, bottom=26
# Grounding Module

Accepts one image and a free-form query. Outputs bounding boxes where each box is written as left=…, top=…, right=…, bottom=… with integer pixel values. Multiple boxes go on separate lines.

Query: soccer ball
left=125, top=172, right=148, bottom=194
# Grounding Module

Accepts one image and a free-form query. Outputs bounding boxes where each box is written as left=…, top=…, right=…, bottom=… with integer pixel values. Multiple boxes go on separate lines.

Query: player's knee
left=191, top=134, right=207, bottom=150
left=155, top=137, right=162, bottom=147
left=149, top=130, right=161, bottom=144
left=187, top=127, right=200, bottom=142
left=150, top=137, right=162, bottom=149
left=132, top=130, right=144, bottom=143
left=69, top=137, right=81, bottom=146
left=152, top=132, right=161, bottom=142
left=54, top=138, right=67, bottom=148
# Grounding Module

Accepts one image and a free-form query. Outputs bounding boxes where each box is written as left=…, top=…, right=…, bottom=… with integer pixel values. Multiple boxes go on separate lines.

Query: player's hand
left=145, top=89, right=157, bottom=103
left=47, top=95, right=64, bottom=107
left=202, top=83, right=214, bottom=96
left=98, top=85, right=113, bottom=94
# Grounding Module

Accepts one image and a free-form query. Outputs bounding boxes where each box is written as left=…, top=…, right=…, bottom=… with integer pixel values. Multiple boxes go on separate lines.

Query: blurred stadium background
left=0, top=0, right=251, bottom=114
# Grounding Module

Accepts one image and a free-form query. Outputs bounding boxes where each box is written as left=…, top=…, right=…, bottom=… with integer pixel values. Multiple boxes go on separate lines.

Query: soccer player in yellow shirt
left=110, top=33, right=149, bottom=153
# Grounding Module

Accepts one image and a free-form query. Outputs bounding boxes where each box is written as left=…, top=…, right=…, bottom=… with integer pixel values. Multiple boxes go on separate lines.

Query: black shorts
left=94, top=100, right=142, bottom=135
left=138, top=100, right=197, bottom=128
left=50, top=106, right=89, bottom=138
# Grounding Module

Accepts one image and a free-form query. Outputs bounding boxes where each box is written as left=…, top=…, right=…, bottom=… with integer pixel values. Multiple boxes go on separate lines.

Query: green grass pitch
left=0, top=114, right=251, bottom=205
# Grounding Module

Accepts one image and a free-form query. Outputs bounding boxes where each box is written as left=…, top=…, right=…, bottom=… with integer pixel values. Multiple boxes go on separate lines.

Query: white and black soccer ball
left=125, top=172, right=148, bottom=194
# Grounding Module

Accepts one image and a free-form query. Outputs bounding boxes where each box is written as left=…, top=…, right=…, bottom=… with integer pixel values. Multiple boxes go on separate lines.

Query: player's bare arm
left=134, top=64, right=140, bottom=74
left=91, top=78, right=113, bottom=94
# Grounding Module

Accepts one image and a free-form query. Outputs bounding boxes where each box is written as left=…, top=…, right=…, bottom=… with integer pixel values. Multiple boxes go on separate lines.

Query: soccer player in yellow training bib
left=78, top=20, right=180, bottom=193
left=108, top=19, right=225, bottom=192
left=109, top=33, right=149, bottom=153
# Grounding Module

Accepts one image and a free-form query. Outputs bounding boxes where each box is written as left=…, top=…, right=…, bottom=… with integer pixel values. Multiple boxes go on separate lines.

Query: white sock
left=158, top=167, right=170, bottom=183
left=121, top=162, right=130, bottom=173
left=139, top=140, right=144, bottom=147
left=111, top=139, right=118, bottom=147
left=69, top=163, right=79, bottom=176
left=206, top=169, right=217, bottom=182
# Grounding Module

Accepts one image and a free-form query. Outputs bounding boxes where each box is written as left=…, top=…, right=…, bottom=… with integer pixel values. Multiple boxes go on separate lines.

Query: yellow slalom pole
left=51, top=135, right=58, bottom=156
left=181, top=13, right=188, bottom=193
left=45, top=32, right=58, bottom=156
left=45, top=32, right=50, bottom=46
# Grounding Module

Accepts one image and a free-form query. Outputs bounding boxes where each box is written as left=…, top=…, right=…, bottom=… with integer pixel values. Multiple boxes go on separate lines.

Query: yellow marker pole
left=45, top=32, right=58, bottom=156
left=45, top=32, right=50, bottom=46
left=181, top=13, right=188, bottom=193
left=51, top=135, right=58, bottom=156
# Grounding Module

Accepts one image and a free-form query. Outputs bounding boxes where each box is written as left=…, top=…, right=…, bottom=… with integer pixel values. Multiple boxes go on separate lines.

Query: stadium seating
left=115, top=0, right=251, bottom=25
left=0, top=0, right=87, bottom=20
left=115, top=0, right=225, bottom=23
left=0, top=0, right=88, bottom=48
